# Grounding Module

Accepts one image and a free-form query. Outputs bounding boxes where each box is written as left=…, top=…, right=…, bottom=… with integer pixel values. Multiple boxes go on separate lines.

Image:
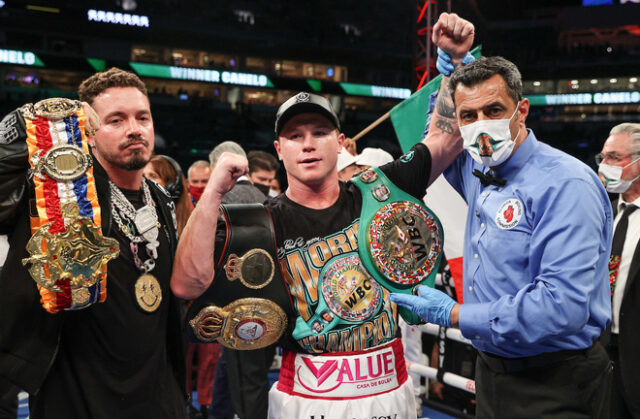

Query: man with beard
left=0, top=68, right=187, bottom=418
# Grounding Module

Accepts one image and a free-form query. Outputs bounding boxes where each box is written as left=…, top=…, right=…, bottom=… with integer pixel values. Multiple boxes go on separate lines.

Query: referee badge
left=495, top=198, right=523, bottom=229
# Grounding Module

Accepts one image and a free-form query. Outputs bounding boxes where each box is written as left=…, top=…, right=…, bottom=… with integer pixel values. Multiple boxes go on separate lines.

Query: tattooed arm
left=421, top=12, right=474, bottom=186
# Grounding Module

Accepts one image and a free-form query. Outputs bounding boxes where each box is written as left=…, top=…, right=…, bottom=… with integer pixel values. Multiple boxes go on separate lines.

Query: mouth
left=299, top=157, right=321, bottom=166
left=121, top=140, right=148, bottom=151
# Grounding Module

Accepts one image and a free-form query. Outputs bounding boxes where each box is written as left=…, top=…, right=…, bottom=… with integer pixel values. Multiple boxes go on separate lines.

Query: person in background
left=144, top=155, right=193, bottom=235
left=247, top=150, right=280, bottom=197
left=597, top=123, right=640, bottom=419
left=355, top=147, right=394, bottom=172
left=270, top=178, right=282, bottom=196
left=187, top=160, right=211, bottom=205
left=336, top=146, right=359, bottom=181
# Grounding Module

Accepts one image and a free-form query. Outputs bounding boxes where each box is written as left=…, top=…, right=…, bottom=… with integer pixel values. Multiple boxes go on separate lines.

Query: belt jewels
left=292, top=252, right=384, bottom=340
left=190, top=298, right=287, bottom=349
left=353, top=168, right=443, bottom=325
left=21, top=98, right=119, bottom=313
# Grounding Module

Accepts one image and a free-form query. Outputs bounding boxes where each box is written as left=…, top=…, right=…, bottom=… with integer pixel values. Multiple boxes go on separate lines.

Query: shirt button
left=468, top=286, right=473, bottom=291
left=514, top=339, right=520, bottom=343
left=475, top=335, right=481, bottom=339
left=474, top=253, right=479, bottom=259
left=481, top=223, right=485, bottom=228
left=481, top=192, right=487, bottom=197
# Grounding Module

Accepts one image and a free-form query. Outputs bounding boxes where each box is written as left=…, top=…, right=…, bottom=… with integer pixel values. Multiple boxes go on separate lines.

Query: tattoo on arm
left=435, top=119, right=454, bottom=134
left=436, top=96, right=455, bottom=119
left=433, top=78, right=457, bottom=135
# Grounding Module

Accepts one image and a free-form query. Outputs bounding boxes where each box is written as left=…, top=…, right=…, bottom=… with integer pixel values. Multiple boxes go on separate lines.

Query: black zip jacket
left=0, top=109, right=186, bottom=396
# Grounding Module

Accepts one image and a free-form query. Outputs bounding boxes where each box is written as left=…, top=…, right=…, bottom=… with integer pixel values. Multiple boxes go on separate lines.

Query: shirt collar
left=494, top=129, right=537, bottom=178
left=618, top=196, right=640, bottom=212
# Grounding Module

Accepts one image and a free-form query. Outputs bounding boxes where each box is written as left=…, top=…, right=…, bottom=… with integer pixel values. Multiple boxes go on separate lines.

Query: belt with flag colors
left=21, top=98, right=119, bottom=313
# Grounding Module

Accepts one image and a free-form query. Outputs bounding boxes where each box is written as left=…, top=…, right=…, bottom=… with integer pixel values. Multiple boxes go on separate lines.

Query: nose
left=301, top=131, right=316, bottom=151
left=125, top=117, right=142, bottom=137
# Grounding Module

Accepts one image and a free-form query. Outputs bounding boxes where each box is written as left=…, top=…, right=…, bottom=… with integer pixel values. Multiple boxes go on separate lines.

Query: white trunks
left=268, top=338, right=417, bottom=418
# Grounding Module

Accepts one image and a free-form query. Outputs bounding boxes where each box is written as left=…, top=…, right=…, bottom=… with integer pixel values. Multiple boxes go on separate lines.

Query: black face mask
left=254, top=182, right=271, bottom=196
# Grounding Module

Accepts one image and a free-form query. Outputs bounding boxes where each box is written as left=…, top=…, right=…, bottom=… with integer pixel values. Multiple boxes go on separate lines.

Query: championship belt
left=20, top=98, right=119, bottom=313
left=353, top=168, right=443, bottom=324
left=187, top=204, right=293, bottom=350
left=291, top=251, right=384, bottom=340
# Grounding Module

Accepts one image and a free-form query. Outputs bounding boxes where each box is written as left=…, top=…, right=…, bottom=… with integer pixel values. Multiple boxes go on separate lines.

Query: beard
left=119, top=150, right=150, bottom=170
left=93, top=136, right=152, bottom=171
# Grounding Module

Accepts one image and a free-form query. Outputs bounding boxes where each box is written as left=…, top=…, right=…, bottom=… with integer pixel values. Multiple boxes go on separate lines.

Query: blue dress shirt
left=444, top=130, right=613, bottom=358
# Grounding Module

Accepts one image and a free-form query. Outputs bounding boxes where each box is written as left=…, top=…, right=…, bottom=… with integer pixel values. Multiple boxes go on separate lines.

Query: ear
left=337, top=132, right=345, bottom=149
left=273, top=139, right=282, bottom=160
left=517, top=98, right=530, bottom=124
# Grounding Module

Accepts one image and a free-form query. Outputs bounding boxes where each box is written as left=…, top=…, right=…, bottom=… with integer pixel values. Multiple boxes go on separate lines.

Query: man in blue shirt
left=392, top=13, right=613, bottom=418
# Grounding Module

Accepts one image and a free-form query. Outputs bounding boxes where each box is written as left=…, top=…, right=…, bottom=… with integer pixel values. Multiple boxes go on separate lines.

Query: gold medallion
left=189, top=298, right=287, bottom=350
left=224, top=248, right=274, bottom=289
left=359, top=169, right=378, bottom=184
left=31, top=144, right=93, bottom=182
left=134, top=274, right=162, bottom=312
left=22, top=203, right=120, bottom=292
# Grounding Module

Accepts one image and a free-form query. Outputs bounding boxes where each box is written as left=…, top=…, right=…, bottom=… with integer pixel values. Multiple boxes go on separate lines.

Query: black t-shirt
left=31, top=188, right=186, bottom=419
left=265, top=143, right=432, bottom=354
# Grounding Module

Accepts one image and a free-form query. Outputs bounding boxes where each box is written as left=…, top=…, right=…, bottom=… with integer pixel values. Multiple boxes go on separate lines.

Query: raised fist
left=208, top=152, right=249, bottom=198
left=432, top=13, right=474, bottom=62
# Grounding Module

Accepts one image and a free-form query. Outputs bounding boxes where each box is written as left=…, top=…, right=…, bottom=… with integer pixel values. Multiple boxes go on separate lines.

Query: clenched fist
left=206, top=152, right=249, bottom=199
left=432, top=13, right=475, bottom=63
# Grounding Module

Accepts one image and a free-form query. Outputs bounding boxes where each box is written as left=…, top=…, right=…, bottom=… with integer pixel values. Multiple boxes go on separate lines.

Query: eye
left=313, top=129, right=329, bottom=136
left=488, top=107, right=503, bottom=116
left=109, top=118, right=122, bottom=125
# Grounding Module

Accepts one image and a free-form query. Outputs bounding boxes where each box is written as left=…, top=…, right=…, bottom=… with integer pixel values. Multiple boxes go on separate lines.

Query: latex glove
left=390, top=285, right=456, bottom=327
left=436, top=48, right=475, bottom=76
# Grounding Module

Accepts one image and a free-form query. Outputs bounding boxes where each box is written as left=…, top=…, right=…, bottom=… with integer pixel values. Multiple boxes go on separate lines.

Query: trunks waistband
left=277, top=338, right=407, bottom=400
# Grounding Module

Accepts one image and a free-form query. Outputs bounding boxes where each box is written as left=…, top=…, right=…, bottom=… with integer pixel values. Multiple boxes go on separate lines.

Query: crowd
left=0, top=11, right=639, bottom=419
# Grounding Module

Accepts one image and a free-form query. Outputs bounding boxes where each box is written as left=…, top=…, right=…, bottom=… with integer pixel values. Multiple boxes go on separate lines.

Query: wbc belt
left=20, top=98, right=119, bottom=313
left=292, top=168, right=443, bottom=340
left=187, top=204, right=294, bottom=350
left=353, top=168, right=443, bottom=324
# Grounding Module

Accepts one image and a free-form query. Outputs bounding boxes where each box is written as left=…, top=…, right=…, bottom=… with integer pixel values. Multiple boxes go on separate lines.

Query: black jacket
left=611, top=200, right=640, bottom=411
left=0, top=109, right=186, bottom=396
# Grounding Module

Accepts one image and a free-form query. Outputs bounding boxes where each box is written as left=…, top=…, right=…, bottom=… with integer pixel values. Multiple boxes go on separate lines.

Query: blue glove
left=390, top=285, right=456, bottom=327
left=436, top=48, right=475, bottom=76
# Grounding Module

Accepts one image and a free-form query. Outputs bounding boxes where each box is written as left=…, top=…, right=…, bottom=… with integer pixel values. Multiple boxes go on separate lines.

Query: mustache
left=119, top=136, right=149, bottom=150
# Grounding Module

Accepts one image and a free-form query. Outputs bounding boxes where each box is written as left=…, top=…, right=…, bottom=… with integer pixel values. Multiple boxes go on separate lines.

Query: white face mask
left=598, top=157, right=640, bottom=193
left=459, top=103, right=520, bottom=167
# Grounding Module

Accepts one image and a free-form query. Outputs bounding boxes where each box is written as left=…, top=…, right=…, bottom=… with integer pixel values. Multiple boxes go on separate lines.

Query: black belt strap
left=186, top=204, right=294, bottom=343
left=478, top=343, right=594, bottom=374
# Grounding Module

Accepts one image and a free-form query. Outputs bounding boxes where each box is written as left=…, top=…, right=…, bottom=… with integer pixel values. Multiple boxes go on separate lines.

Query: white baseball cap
left=337, top=147, right=358, bottom=171
left=355, top=148, right=393, bottom=168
